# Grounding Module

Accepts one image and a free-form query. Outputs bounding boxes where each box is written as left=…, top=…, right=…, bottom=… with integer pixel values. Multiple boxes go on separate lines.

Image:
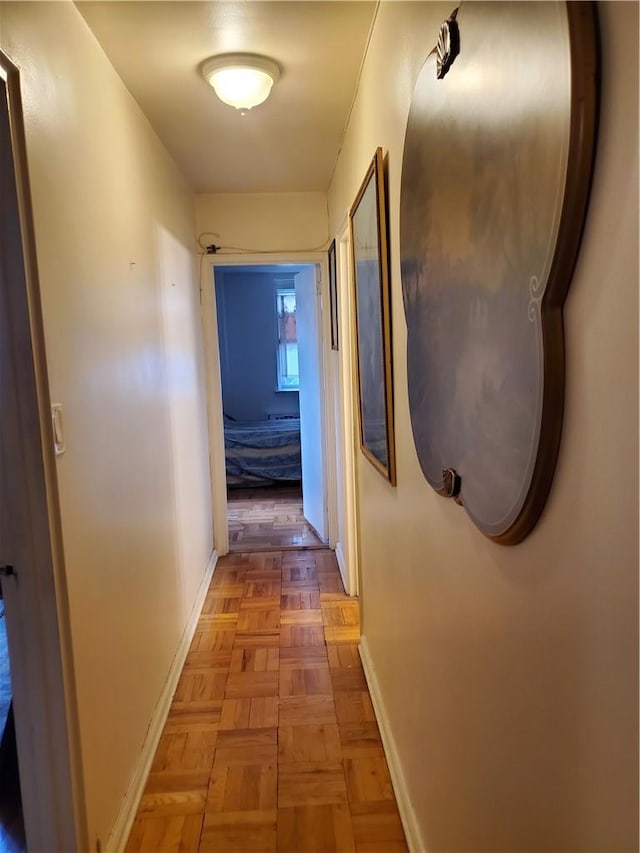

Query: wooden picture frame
left=328, top=239, right=338, bottom=350
left=349, top=147, right=396, bottom=485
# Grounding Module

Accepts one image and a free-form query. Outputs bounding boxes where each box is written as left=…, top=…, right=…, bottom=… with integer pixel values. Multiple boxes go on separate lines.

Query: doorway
left=0, top=50, right=84, bottom=852
left=0, top=601, right=24, bottom=852
left=212, top=263, right=327, bottom=552
left=203, top=258, right=333, bottom=555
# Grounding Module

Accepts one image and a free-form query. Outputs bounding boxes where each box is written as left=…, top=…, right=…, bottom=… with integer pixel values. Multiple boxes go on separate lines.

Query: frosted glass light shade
left=202, top=54, right=280, bottom=110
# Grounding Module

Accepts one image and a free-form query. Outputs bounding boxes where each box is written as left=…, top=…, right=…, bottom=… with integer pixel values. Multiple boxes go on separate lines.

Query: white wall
left=196, top=191, right=328, bottom=253
left=328, top=2, right=638, bottom=851
left=0, top=3, right=213, bottom=849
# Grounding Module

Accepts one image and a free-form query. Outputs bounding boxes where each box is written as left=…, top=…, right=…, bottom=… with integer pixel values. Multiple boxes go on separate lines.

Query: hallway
left=125, top=549, right=406, bottom=852
left=0, top=2, right=636, bottom=849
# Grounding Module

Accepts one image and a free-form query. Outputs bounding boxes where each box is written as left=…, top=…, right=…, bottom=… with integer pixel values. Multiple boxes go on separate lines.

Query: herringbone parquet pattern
left=125, top=549, right=407, bottom=852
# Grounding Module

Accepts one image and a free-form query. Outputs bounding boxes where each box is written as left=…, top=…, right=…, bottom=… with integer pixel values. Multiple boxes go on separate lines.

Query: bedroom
left=213, top=263, right=327, bottom=552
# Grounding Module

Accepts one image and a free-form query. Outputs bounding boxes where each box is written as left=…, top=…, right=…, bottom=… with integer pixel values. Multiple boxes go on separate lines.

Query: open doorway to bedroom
left=213, top=263, right=327, bottom=552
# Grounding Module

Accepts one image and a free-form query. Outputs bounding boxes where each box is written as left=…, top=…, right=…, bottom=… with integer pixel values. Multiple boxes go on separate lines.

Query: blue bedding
left=224, top=417, right=302, bottom=486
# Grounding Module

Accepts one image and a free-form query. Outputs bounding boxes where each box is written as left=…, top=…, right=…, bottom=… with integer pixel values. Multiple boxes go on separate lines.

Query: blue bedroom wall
left=215, top=266, right=301, bottom=421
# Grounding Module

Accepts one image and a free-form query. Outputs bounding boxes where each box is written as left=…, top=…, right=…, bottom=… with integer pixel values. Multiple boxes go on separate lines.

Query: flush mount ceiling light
left=201, top=54, right=280, bottom=111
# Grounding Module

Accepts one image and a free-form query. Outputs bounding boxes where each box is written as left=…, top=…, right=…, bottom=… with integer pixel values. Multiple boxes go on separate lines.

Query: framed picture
left=349, top=147, right=396, bottom=486
left=328, top=239, right=339, bottom=350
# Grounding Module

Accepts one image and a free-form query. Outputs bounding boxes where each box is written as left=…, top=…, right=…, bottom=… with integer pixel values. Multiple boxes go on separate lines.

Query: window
left=276, top=288, right=299, bottom=390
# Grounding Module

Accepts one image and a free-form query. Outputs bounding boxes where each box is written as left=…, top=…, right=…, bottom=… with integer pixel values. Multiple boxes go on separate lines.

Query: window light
left=276, top=288, right=299, bottom=391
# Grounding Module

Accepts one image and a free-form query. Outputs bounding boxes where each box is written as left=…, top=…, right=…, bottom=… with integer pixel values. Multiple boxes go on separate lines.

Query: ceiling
left=76, top=1, right=377, bottom=194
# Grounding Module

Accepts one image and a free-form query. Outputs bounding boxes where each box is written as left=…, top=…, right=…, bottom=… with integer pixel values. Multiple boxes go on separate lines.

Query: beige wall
left=196, top=191, right=328, bottom=254
left=0, top=3, right=213, bottom=849
left=328, top=2, right=639, bottom=851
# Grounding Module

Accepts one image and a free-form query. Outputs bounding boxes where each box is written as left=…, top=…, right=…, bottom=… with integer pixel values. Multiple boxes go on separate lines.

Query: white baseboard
left=334, top=541, right=349, bottom=594
left=359, top=635, right=424, bottom=853
left=106, top=549, right=218, bottom=853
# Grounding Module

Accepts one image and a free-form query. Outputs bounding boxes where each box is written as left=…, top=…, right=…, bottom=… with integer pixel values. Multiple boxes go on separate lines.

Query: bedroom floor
left=227, top=485, right=325, bottom=553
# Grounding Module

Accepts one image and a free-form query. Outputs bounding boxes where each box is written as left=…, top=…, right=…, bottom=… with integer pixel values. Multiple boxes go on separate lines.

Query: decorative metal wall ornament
left=436, top=9, right=460, bottom=79
left=400, top=2, right=597, bottom=544
left=436, top=468, right=462, bottom=502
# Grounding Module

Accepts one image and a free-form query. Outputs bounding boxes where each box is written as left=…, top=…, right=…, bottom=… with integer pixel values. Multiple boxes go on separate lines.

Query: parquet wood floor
left=227, top=487, right=325, bottom=553
left=126, top=550, right=407, bottom=853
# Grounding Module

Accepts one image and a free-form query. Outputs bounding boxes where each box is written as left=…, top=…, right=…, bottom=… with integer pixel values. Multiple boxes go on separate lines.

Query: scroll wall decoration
left=400, top=1, right=597, bottom=544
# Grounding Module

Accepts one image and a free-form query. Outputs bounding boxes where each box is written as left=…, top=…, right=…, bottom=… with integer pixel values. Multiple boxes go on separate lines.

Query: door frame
left=332, top=218, right=361, bottom=596
left=0, top=51, right=87, bottom=851
left=200, top=253, right=335, bottom=556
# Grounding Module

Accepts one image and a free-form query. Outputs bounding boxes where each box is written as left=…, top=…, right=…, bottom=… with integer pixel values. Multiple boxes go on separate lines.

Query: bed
left=224, top=416, right=302, bottom=487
